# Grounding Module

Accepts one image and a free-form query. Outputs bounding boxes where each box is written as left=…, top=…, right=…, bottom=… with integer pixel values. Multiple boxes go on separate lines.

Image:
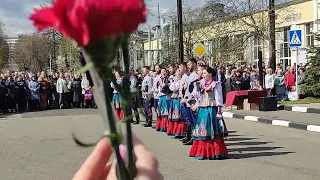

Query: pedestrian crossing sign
left=289, top=30, right=302, bottom=47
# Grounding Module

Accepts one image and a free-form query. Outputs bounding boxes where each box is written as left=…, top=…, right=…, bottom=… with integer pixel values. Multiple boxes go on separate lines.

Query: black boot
left=182, top=138, right=189, bottom=143
left=134, top=111, right=140, bottom=124
left=183, top=139, right=193, bottom=145
left=180, top=137, right=188, bottom=142
left=143, top=117, right=151, bottom=127
left=134, top=116, right=140, bottom=124
left=146, top=118, right=152, bottom=127
left=182, top=125, right=192, bottom=143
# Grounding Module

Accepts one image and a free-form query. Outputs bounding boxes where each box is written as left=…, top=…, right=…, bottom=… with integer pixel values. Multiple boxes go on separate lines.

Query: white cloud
left=0, top=0, right=45, bottom=36
left=0, top=0, right=209, bottom=36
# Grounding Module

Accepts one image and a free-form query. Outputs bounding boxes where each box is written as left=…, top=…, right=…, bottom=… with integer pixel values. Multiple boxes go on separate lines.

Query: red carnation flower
left=30, top=0, right=147, bottom=46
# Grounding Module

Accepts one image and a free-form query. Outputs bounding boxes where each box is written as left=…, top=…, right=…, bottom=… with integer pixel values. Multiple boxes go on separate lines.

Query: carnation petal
left=29, top=8, right=59, bottom=31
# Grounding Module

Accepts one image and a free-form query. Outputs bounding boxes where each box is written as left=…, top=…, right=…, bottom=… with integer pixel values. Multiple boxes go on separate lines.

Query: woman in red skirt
left=167, top=69, right=185, bottom=137
left=110, top=71, right=124, bottom=120
left=189, top=67, right=228, bottom=160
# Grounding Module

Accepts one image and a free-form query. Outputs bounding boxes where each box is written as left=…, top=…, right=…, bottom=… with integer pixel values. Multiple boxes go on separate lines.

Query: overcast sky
left=0, top=0, right=206, bottom=37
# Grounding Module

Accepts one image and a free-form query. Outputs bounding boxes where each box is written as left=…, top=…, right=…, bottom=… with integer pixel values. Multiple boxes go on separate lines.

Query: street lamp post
left=177, top=0, right=184, bottom=63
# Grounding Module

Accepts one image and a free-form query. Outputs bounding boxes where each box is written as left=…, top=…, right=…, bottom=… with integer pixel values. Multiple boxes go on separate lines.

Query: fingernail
left=119, top=144, right=127, bottom=160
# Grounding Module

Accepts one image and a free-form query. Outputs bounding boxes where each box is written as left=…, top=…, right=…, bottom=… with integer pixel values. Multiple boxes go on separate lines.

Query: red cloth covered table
left=225, top=90, right=267, bottom=107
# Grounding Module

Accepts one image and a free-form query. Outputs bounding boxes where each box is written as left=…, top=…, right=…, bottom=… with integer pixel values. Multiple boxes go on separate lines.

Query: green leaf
left=77, top=62, right=93, bottom=73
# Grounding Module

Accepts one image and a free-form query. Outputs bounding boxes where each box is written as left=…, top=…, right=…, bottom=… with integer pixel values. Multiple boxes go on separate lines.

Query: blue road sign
left=289, top=30, right=302, bottom=47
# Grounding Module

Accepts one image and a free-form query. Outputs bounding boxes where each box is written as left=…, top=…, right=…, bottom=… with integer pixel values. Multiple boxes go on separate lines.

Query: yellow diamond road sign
left=192, top=43, right=207, bottom=58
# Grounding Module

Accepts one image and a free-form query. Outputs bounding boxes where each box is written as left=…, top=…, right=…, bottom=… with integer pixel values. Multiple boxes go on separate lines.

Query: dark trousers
left=0, top=95, right=6, bottom=113
left=17, top=96, right=27, bottom=111
left=52, top=92, right=60, bottom=108
left=67, top=91, right=73, bottom=108
left=143, top=99, right=152, bottom=124
left=59, top=93, right=68, bottom=107
left=185, top=124, right=192, bottom=140
left=131, top=96, right=140, bottom=121
left=28, top=100, right=39, bottom=110
left=7, top=97, right=16, bottom=110
left=47, top=91, right=52, bottom=108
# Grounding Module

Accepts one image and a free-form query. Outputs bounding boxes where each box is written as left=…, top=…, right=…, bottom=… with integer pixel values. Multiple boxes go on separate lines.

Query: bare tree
left=161, top=0, right=295, bottom=66
left=206, top=0, right=295, bottom=65
left=56, top=37, right=81, bottom=72
left=163, top=4, right=222, bottom=63
left=12, top=33, right=52, bottom=72
left=0, top=21, right=9, bottom=69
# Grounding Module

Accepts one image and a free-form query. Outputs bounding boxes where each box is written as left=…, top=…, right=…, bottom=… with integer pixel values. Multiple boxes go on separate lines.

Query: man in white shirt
left=151, top=64, right=162, bottom=123
left=181, top=59, right=198, bottom=145
left=141, top=66, right=153, bottom=127
left=129, top=67, right=140, bottom=124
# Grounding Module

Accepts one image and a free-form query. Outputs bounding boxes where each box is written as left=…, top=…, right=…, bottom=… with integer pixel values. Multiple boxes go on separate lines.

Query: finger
left=73, top=137, right=112, bottom=180
left=106, top=160, right=117, bottom=180
left=98, top=162, right=112, bottom=180
left=134, top=166, right=164, bottom=180
left=104, top=144, right=128, bottom=180
left=132, top=134, right=159, bottom=170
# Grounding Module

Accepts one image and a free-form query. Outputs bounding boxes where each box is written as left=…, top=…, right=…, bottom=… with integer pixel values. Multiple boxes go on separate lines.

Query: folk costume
left=153, top=74, right=162, bottom=114
left=215, top=81, right=228, bottom=137
left=167, top=74, right=176, bottom=132
left=110, top=77, right=123, bottom=120
left=155, top=76, right=171, bottom=132
left=167, top=75, right=185, bottom=136
left=181, top=71, right=198, bottom=145
left=189, top=78, right=228, bottom=160
left=141, top=73, right=153, bottom=127
left=216, top=69, right=228, bottom=137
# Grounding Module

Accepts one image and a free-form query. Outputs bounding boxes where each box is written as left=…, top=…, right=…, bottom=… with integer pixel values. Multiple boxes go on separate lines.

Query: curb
left=222, top=111, right=320, bottom=133
left=278, top=105, right=320, bottom=114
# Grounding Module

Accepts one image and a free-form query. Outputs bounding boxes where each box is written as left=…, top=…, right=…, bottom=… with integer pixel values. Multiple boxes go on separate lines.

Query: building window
left=253, top=36, right=262, bottom=60
left=217, top=36, right=231, bottom=62
left=234, top=34, right=244, bottom=61
left=306, top=23, right=314, bottom=47
left=279, top=27, right=291, bottom=71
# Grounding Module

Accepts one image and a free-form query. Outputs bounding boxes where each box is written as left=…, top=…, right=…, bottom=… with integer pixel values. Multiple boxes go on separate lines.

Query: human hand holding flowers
left=29, top=0, right=150, bottom=179
left=73, top=135, right=163, bottom=180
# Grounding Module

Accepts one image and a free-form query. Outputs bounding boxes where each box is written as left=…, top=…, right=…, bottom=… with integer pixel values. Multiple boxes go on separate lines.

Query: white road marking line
left=272, top=120, right=290, bottom=127
left=244, top=116, right=259, bottom=122
left=307, top=125, right=320, bottom=133
left=292, top=106, right=308, bottom=113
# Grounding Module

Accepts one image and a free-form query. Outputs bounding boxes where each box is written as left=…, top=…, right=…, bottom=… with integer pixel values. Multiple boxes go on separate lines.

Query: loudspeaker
left=259, top=96, right=277, bottom=111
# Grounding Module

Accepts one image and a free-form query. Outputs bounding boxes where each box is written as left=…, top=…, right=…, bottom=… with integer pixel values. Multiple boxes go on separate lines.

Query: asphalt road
left=0, top=109, right=319, bottom=180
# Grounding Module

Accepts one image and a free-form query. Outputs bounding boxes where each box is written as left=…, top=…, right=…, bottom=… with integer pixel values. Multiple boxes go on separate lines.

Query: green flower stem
left=82, top=37, right=129, bottom=179
left=81, top=35, right=137, bottom=180
left=121, top=36, right=136, bottom=179
left=103, top=81, right=129, bottom=180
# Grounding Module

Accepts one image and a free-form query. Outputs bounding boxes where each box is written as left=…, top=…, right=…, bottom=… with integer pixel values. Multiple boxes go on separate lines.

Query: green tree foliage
left=301, top=34, right=320, bottom=97
left=57, top=37, right=81, bottom=72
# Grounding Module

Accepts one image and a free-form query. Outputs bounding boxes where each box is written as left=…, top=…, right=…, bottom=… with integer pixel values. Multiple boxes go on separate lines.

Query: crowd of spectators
left=0, top=70, right=97, bottom=114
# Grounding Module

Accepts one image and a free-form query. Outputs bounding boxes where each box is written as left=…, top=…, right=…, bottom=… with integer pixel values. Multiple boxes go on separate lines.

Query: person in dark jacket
left=217, top=67, right=227, bottom=103
left=242, top=71, right=251, bottom=90
left=15, top=76, right=27, bottom=111
left=50, top=74, right=60, bottom=108
left=136, top=73, right=143, bottom=107
left=5, top=76, right=18, bottom=112
left=231, top=70, right=244, bottom=91
left=72, top=74, right=82, bottom=108
left=0, top=77, right=8, bottom=114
